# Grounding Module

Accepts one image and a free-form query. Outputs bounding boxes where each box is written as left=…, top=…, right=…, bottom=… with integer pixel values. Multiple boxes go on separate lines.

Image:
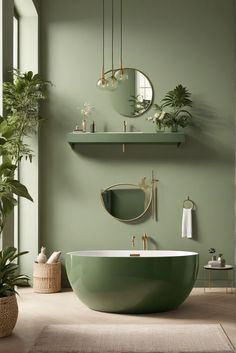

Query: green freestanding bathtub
left=66, top=250, right=199, bottom=314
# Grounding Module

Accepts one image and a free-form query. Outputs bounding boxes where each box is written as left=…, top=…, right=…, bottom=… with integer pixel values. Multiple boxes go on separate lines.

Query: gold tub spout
left=142, top=233, right=148, bottom=250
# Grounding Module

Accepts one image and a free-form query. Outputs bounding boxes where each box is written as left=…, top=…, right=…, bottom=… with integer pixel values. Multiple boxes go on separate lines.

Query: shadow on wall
left=41, top=89, right=233, bottom=167
left=69, top=95, right=233, bottom=165
left=70, top=137, right=232, bottom=165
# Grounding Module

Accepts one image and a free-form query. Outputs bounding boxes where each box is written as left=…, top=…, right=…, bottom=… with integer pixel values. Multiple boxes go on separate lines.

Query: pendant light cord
left=102, top=0, right=105, bottom=77
left=120, top=0, right=123, bottom=68
left=111, top=0, right=114, bottom=76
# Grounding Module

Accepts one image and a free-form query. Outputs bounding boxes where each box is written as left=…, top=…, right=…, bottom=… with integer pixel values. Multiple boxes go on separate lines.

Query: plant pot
left=33, top=262, right=61, bottom=293
left=0, top=294, right=18, bottom=338
left=171, top=124, right=178, bottom=132
left=156, top=124, right=165, bottom=133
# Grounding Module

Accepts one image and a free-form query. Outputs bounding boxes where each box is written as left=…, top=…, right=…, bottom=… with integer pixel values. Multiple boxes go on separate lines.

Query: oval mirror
left=101, top=181, right=152, bottom=222
left=106, top=68, right=154, bottom=117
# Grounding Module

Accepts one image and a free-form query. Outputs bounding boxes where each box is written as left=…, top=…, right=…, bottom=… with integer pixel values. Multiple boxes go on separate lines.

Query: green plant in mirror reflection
left=148, top=84, right=192, bottom=132
left=129, top=95, right=151, bottom=116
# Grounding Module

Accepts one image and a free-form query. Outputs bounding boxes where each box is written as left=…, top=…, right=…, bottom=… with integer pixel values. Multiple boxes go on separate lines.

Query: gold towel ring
left=183, top=196, right=195, bottom=209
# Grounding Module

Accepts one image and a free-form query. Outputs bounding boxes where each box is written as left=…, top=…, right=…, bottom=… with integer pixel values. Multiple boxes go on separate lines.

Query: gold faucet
left=142, top=233, right=148, bottom=250
left=131, top=235, right=136, bottom=249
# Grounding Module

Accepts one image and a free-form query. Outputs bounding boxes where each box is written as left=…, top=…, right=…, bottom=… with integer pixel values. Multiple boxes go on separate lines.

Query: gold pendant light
left=96, top=0, right=109, bottom=89
left=106, top=0, right=118, bottom=90
left=115, top=0, right=128, bottom=81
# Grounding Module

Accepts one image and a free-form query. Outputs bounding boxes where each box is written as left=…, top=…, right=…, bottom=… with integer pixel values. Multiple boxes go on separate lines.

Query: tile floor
left=0, top=288, right=236, bottom=353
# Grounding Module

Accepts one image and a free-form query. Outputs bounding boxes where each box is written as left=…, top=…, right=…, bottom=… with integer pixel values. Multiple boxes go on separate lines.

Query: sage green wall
left=39, top=0, right=235, bottom=286
left=110, top=68, right=135, bottom=116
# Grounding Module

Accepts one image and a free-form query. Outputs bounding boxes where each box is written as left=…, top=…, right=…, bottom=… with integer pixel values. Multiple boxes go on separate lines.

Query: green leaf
left=7, top=180, right=33, bottom=201
left=0, top=137, right=7, bottom=145
left=10, top=250, right=29, bottom=262
left=0, top=163, right=17, bottom=177
left=0, top=247, right=16, bottom=267
left=161, top=84, right=192, bottom=109
left=176, top=109, right=192, bottom=118
left=0, top=195, right=17, bottom=215
left=0, top=246, right=29, bottom=296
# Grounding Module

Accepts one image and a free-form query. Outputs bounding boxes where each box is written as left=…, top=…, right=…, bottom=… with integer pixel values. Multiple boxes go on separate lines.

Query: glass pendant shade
left=114, top=0, right=128, bottom=82
left=106, top=74, right=118, bottom=90
left=96, top=75, right=109, bottom=89
left=114, top=67, right=128, bottom=81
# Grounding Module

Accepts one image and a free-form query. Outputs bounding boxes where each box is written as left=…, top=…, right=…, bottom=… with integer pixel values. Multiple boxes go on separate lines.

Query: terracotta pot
left=0, top=294, right=18, bottom=338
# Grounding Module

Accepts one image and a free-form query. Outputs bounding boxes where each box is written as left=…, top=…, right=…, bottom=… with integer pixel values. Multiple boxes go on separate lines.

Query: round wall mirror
left=106, top=68, right=154, bottom=117
left=101, top=181, right=152, bottom=222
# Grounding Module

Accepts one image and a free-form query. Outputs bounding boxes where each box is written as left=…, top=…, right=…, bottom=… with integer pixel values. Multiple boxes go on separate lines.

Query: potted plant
left=147, top=84, right=192, bottom=132
left=147, top=107, right=166, bottom=132
left=0, top=69, right=51, bottom=337
left=208, top=248, right=216, bottom=261
left=0, top=247, right=29, bottom=337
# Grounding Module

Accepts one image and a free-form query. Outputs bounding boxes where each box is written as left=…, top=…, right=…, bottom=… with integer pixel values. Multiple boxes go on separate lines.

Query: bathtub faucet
left=142, top=233, right=148, bottom=250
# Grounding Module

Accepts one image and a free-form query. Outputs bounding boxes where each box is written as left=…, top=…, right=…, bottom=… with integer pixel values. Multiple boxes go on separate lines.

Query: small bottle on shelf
left=90, top=121, right=96, bottom=133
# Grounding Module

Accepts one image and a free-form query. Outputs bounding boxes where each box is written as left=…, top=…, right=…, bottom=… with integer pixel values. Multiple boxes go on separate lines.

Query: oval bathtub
left=66, top=250, right=199, bottom=314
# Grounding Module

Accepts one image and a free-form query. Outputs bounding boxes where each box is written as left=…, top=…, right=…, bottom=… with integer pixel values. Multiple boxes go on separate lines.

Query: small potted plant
left=148, top=84, right=192, bottom=132
left=208, top=248, right=217, bottom=261
left=78, top=102, right=94, bottom=132
left=147, top=106, right=166, bottom=132
left=0, top=247, right=29, bottom=337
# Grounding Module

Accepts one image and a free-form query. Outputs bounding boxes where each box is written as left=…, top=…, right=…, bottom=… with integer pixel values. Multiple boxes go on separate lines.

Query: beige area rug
left=28, top=324, right=235, bottom=353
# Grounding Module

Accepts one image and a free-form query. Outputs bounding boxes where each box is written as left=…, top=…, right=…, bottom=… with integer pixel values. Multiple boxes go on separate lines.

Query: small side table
left=204, top=265, right=234, bottom=293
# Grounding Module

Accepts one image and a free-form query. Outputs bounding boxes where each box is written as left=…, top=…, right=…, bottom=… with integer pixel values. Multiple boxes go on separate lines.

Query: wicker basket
left=33, top=262, right=61, bottom=293
left=0, top=294, right=18, bottom=337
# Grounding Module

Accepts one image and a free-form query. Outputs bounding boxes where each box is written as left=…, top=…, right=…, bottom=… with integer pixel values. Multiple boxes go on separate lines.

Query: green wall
left=39, top=0, right=235, bottom=286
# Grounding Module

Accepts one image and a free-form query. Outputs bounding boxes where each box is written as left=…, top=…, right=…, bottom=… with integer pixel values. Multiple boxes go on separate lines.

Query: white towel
left=181, top=208, right=192, bottom=238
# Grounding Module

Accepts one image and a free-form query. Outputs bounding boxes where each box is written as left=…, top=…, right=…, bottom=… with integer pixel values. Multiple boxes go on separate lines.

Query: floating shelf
left=67, top=132, right=185, bottom=147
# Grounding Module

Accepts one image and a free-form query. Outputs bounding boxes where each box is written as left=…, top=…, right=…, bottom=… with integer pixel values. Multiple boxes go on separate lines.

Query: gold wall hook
left=183, top=196, right=195, bottom=209
left=142, top=233, right=148, bottom=250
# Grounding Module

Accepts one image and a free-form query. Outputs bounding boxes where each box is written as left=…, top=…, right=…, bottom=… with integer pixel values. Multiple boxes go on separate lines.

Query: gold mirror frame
left=105, top=68, right=154, bottom=118
left=100, top=173, right=158, bottom=222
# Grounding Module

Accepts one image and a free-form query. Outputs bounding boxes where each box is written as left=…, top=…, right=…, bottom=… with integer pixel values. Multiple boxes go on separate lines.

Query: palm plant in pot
left=148, top=84, right=192, bottom=132
left=0, top=247, right=29, bottom=337
left=0, top=70, right=51, bottom=337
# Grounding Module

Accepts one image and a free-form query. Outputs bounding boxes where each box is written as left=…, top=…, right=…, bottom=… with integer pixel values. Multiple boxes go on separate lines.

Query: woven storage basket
left=33, top=262, right=61, bottom=293
left=0, top=294, right=18, bottom=337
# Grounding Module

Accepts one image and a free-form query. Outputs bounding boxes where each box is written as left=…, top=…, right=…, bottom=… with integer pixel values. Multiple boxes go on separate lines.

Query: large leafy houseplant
left=0, top=247, right=29, bottom=297
left=0, top=70, right=51, bottom=337
left=0, top=70, right=51, bottom=232
left=148, top=84, right=192, bottom=132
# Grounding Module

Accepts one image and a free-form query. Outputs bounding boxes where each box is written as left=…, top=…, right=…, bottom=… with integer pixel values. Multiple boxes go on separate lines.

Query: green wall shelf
left=67, top=132, right=185, bottom=148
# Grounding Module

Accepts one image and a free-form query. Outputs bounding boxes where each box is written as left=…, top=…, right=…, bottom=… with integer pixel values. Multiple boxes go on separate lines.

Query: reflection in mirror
left=101, top=178, right=154, bottom=222
left=106, top=68, right=154, bottom=118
